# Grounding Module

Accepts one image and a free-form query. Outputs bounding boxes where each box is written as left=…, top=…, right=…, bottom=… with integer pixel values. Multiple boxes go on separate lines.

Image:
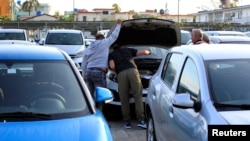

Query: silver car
left=146, top=44, right=250, bottom=141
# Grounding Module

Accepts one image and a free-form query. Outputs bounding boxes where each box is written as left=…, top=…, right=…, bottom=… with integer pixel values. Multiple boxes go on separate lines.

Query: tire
left=146, top=113, right=157, bottom=141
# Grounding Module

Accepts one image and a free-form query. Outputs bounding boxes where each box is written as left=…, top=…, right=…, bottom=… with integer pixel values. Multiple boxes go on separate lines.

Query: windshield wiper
left=0, top=112, right=52, bottom=120
left=214, top=103, right=250, bottom=109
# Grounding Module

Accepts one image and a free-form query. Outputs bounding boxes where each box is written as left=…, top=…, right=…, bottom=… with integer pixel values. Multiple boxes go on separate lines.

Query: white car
left=105, top=18, right=181, bottom=106
left=0, top=29, right=28, bottom=41
left=204, top=30, right=247, bottom=37
left=43, top=29, right=86, bottom=71
left=146, top=44, right=250, bottom=141
left=181, top=30, right=191, bottom=45
left=0, top=40, right=37, bottom=45
left=85, top=38, right=95, bottom=48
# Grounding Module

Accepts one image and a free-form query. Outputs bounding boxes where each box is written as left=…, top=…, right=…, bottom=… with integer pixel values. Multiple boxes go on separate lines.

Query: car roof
left=0, top=29, right=26, bottom=32
left=0, top=44, right=66, bottom=60
left=108, top=18, right=181, bottom=49
left=205, top=31, right=247, bottom=36
left=47, top=29, right=83, bottom=33
left=174, top=44, right=250, bottom=60
left=210, top=36, right=250, bottom=43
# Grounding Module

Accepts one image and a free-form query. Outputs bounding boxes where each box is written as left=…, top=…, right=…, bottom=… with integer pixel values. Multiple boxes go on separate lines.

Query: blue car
left=0, top=44, right=113, bottom=141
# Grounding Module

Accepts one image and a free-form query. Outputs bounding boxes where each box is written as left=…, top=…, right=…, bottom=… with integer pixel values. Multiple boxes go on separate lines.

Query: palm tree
left=112, top=3, right=121, bottom=13
left=21, top=0, right=40, bottom=16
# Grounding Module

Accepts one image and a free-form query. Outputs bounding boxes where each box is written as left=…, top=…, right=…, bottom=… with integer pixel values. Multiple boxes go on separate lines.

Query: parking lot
left=104, top=105, right=146, bottom=141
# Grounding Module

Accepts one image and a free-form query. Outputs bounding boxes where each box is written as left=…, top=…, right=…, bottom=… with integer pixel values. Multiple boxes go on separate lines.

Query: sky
left=16, top=0, right=250, bottom=15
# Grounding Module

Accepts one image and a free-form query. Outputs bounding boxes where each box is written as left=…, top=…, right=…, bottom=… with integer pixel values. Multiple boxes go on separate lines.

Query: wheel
left=147, top=113, right=157, bottom=141
left=30, top=92, right=66, bottom=106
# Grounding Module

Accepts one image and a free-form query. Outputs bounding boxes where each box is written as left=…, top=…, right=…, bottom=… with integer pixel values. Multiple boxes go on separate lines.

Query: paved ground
left=109, top=120, right=146, bottom=141
left=103, top=104, right=147, bottom=141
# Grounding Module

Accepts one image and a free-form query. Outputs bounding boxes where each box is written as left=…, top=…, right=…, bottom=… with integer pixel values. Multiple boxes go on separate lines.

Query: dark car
left=105, top=18, right=181, bottom=106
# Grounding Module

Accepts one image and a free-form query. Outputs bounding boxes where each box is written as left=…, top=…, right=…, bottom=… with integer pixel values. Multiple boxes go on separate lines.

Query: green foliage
left=59, top=15, right=74, bottom=22
left=0, top=16, right=11, bottom=23
left=21, top=0, right=40, bottom=16
left=112, top=3, right=121, bottom=13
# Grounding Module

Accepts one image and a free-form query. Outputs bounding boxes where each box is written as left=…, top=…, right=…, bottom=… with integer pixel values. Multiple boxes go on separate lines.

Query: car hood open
left=108, top=18, right=181, bottom=49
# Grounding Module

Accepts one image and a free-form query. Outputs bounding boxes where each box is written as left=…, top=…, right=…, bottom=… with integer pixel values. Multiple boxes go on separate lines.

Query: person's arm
left=136, top=50, right=152, bottom=56
left=103, top=19, right=122, bottom=47
left=109, top=59, right=115, bottom=71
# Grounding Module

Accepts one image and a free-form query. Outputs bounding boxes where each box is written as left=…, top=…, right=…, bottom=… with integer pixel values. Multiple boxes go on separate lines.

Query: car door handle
left=169, top=106, right=174, bottom=113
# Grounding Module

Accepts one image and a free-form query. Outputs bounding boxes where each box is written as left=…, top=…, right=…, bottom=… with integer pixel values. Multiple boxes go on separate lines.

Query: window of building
left=82, top=16, right=86, bottom=21
left=103, top=11, right=109, bottom=15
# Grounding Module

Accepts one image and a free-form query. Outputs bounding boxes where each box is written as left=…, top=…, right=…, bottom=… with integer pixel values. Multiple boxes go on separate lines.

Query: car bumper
left=107, top=78, right=148, bottom=106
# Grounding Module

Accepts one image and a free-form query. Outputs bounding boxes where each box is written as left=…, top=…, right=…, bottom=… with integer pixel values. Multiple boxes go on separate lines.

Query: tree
left=0, top=16, right=11, bottom=23
left=112, top=3, right=121, bottom=13
left=21, top=0, right=40, bottom=16
left=54, top=10, right=60, bottom=18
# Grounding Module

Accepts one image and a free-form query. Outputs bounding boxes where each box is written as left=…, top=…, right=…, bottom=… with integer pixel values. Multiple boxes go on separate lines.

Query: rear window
left=0, top=33, right=26, bottom=40
left=45, top=33, right=83, bottom=45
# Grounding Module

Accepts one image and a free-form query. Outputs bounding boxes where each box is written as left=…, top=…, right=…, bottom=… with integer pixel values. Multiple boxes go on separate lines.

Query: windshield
left=0, top=33, right=26, bottom=40
left=130, top=46, right=167, bottom=59
left=207, top=59, right=250, bottom=107
left=45, top=33, right=83, bottom=45
left=0, top=61, right=88, bottom=120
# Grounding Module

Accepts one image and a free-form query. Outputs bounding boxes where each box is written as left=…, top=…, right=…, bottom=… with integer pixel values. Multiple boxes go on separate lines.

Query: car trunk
left=108, top=18, right=181, bottom=48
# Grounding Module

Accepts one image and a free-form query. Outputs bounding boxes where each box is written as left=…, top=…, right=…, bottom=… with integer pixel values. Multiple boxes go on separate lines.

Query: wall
left=0, top=0, right=11, bottom=18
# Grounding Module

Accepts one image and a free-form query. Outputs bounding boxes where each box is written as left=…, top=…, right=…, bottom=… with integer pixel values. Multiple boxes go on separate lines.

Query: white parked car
left=204, top=30, right=247, bottom=37
left=105, top=18, right=181, bottom=106
left=0, top=29, right=28, bottom=41
left=146, top=44, right=250, bottom=141
left=42, top=29, right=86, bottom=71
left=181, top=30, right=191, bottom=45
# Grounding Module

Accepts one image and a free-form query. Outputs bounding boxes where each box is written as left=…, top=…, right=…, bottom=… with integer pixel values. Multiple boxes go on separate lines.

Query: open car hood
left=108, top=18, right=181, bottom=49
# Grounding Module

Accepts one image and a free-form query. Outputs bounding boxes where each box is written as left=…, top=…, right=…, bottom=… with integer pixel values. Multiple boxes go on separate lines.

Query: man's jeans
left=85, top=69, right=107, bottom=110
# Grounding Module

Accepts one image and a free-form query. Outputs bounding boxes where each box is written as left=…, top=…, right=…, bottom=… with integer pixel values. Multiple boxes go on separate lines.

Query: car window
left=0, top=61, right=88, bottom=116
left=130, top=46, right=167, bottom=59
left=0, top=33, right=26, bottom=40
left=181, top=31, right=191, bottom=45
left=162, top=53, right=182, bottom=88
left=45, top=33, right=83, bottom=45
left=177, top=58, right=200, bottom=100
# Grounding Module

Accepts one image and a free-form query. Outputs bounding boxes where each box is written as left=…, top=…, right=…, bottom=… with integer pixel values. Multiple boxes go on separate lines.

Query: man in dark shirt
left=108, top=45, right=151, bottom=129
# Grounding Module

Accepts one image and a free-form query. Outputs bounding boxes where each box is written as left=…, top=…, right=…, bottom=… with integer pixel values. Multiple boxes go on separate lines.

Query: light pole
left=177, top=0, right=180, bottom=23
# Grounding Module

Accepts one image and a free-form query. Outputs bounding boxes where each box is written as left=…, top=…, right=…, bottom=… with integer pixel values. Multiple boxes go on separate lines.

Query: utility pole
left=177, top=0, right=180, bottom=23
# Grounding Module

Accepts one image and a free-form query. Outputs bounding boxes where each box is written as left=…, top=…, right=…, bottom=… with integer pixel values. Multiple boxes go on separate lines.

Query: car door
left=166, top=57, right=206, bottom=141
left=152, top=52, right=184, bottom=140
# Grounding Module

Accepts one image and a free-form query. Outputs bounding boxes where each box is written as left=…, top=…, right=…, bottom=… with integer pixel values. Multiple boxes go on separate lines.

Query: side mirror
left=95, top=87, right=113, bottom=103
left=172, top=93, right=194, bottom=108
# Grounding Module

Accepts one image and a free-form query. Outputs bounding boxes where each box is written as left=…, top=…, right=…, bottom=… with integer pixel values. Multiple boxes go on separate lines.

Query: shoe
left=137, top=120, right=147, bottom=129
left=124, top=122, right=132, bottom=129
